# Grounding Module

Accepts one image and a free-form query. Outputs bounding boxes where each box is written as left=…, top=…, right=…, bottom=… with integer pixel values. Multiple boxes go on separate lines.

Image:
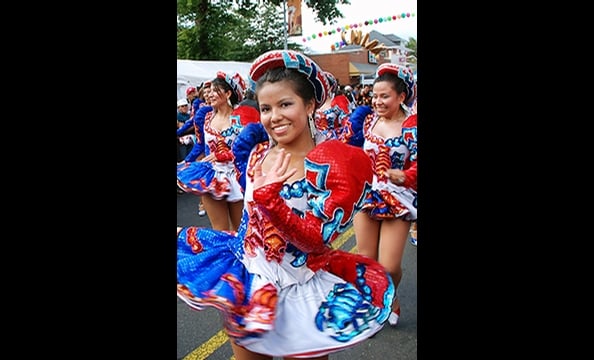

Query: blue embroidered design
left=315, top=264, right=381, bottom=342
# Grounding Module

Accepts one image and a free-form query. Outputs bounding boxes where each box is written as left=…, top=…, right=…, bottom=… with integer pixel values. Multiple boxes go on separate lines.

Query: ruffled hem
left=177, top=227, right=276, bottom=337
left=177, top=161, right=236, bottom=199
left=177, top=227, right=395, bottom=353
left=361, top=188, right=417, bottom=220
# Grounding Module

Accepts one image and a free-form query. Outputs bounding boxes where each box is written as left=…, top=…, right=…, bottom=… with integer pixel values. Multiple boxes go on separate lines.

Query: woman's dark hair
left=254, top=67, right=316, bottom=107
left=211, top=77, right=240, bottom=106
left=374, top=71, right=408, bottom=97
left=244, top=89, right=256, bottom=100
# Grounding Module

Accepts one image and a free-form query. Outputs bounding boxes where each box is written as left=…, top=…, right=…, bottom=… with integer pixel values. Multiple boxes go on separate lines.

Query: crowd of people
left=176, top=49, right=417, bottom=360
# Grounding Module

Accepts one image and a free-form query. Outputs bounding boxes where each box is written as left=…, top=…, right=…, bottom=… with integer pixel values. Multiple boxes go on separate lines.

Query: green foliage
left=405, top=37, right=417, bottom=66
left=405, top=37, right=416, bottom=57
left=177, top=0, right=351, bottom=60
left=178, top=0, right=244, bottom=60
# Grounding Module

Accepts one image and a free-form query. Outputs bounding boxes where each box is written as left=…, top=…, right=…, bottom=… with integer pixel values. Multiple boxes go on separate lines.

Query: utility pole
left=282, top=0, right=288, bottom=50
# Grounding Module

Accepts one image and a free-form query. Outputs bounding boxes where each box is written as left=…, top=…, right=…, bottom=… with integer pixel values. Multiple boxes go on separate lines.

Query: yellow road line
left=183, top=226, right=356, bottom=360
left=183, top=330, right=229, bottom=360
left=331, top=226, right=354, bottom=250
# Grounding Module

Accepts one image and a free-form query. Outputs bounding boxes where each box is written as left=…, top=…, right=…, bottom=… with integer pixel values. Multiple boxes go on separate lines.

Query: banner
left=287, top=0, right=302, bottom=36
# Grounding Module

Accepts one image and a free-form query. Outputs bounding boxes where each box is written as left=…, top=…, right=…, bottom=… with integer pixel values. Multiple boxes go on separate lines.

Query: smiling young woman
left=343, top=62, right=418, bottom=327
left=177, top=50, right=395, bottom=360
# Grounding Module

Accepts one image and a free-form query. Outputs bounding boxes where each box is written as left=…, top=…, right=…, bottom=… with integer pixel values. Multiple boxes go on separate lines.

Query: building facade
left=306, top=30, right=415, bottom=87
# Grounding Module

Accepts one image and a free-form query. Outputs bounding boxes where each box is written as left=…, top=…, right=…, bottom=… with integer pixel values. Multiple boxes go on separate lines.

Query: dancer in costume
left=313, top=71, right=351, bottom=141
left=177, top=50, right=394, bottom=359
left=177, top=81, right=212, bottom=215
left=177, top=72, right=247, bottom=230
left=343, top=63, right=417, bottom=327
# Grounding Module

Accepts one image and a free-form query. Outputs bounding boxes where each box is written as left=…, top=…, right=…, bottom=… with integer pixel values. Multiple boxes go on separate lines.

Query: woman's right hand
left=253, top=148, right=296, bottom=190
left=200, top=153, right=216, bottom=163
left=386, top=168, right=406, bottom=185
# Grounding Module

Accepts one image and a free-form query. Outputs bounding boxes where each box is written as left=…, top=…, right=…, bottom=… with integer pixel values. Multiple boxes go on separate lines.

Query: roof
left=330, top=30, right=414, bottom=54
left=369, top=30, right=414, bottom=53
left=382, top=32, right=407, bottom=45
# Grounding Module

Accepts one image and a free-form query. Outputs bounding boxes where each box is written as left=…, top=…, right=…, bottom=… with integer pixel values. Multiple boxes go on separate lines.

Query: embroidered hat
left=185, top=86, right=197, bottom=96
left=249, top=50, right=329, bottom=108
left=216, top=71, right=247, bottom=103
left=376, top=63, right=417, bottom=107
left=324, top=71, right=338, bottom=94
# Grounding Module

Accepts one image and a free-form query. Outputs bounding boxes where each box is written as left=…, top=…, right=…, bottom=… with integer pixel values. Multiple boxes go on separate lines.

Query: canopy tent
left=177, top=59, right=253, bottom=101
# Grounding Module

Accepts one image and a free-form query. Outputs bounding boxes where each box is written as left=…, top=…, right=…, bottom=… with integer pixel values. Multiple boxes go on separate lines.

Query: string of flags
left=298, top=12, right=416, bottom=51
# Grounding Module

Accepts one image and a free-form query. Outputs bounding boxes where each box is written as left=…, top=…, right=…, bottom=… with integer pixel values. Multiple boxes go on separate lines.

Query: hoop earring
left=308, top=114, right=316, bottom=140
left=227, top=97, right=233, bottom=107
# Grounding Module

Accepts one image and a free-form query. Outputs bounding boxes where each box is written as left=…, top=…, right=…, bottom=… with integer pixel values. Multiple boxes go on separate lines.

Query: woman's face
left=257, top=80, right=315, bottom=146
left=208, top=86, right=231, bottom=108
left=372, top=81, right=405, bottom=118
left=202, top=87, right=211, bottom=104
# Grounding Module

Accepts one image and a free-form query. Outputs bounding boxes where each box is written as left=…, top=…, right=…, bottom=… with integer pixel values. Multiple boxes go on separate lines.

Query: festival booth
left=177, top=60, right=252, bottom=101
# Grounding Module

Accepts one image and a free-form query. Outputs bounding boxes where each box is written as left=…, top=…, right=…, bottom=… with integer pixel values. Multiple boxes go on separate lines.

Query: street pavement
left=177, top=191, right=417, bottom=360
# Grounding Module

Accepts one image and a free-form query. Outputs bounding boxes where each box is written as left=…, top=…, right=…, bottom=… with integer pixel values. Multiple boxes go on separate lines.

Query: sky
left=291, top=0, right=417, bottom=53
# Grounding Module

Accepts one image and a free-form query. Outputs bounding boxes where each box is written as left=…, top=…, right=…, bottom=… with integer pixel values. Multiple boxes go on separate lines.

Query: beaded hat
left=324, top=71, right=338, bottom=94
left=249, top=50, right=330, bottom=108
left=376, top=63, right=417, bottom=107
left=185, top=86, right=197, bottom=96
left=216, top=71, right=247, bottom=103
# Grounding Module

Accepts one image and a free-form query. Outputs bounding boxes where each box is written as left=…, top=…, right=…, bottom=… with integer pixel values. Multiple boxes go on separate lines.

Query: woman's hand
left=386, top=168, right=406, bottom=185
left=200, top=153, right=216, bottom=163
left=253, top=148, right=297, bottom=190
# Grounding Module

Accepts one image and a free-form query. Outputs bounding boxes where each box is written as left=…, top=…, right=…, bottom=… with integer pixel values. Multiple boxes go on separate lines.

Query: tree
left=177, top=0, right=351, bottom=60
left=268, top=0, right=351, bottom=25
left=405, top=37, right=416, bottom=58
left=237, top=4, right=297, bottom=61
left=405, top=37, right=417, bottom=66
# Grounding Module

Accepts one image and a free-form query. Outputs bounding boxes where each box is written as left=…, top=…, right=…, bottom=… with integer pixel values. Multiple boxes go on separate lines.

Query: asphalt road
left=177, top=191, right=417, bottom=360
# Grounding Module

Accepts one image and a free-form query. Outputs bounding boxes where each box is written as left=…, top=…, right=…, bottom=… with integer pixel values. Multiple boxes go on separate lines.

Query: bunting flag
left=287, top=0, right=303, bottom=36
left=299, top=11, right=416, bottom=47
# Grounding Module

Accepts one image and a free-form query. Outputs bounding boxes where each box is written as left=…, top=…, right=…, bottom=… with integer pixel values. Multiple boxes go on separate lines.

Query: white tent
left=177, top=59, right=253, bottom=101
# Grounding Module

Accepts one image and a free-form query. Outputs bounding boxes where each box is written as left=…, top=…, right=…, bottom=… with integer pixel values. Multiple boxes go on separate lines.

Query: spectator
left=357, top=84, right=373, bottom=106
left=179, top=81, right=212, bottom=151
left=185, top=86, right=200, bottom=118
left=197, top=81, right=212, bottom=109
left=238, top=88, right=258, bottom=110
left=343, top=85, right=357, bottom=112
left=177, top=98, right=193, bottom=164
left=353, top=83, right=362, bottom=104
left=178, top=82, right=213, bottom=216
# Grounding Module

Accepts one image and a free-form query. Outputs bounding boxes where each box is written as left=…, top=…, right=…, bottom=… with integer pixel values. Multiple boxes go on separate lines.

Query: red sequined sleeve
left=252, top=182, right=328, bottom=255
